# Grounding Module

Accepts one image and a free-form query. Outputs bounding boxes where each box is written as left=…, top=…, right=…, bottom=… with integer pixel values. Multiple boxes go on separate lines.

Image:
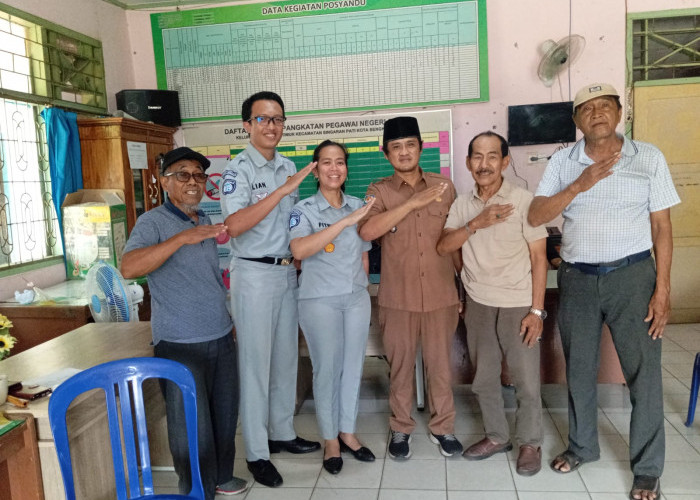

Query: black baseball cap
left=160, top=147, right=210, bottom=174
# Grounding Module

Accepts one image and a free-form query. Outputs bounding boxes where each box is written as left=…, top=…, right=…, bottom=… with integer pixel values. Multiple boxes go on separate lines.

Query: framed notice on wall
left=151, top=0, right=488, bottom=122
left=183, top=109, right=452, bottom=200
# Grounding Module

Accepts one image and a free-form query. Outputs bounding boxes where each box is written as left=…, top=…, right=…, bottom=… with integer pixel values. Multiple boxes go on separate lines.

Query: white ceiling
left=103, top=0, right=243, bottom=11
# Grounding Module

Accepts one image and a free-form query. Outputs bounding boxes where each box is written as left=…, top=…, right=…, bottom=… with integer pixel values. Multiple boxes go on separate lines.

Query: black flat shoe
left=246, top=459, right=283, bottom=487
left=323, top=456, right=343, bottom=474
left=339, top=436, right=376, bottom=462
left=269, top=436, right=321, bottom=454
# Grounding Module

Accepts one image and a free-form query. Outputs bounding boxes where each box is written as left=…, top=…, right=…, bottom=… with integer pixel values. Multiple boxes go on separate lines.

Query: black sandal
left=629, top=475, right=660, bottom=500
left=549, top=449, right=585, bottom=474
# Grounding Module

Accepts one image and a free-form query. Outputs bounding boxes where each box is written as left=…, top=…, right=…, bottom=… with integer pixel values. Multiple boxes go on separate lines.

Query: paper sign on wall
left=126, top=141, right=148, bottom=170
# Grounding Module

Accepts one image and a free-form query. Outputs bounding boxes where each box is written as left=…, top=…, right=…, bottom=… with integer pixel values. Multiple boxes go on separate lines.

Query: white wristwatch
left=530, top=307, right=547, bottom=320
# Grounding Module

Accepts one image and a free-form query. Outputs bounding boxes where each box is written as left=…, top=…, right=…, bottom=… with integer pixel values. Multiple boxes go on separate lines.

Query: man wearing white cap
left=529, top=83, right=680, bottom=500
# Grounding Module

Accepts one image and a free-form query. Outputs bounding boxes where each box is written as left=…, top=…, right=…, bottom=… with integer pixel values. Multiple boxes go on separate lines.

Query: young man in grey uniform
left=122, top=147, right=248, bottom=498
left=220, top=91, right=319, bottom=488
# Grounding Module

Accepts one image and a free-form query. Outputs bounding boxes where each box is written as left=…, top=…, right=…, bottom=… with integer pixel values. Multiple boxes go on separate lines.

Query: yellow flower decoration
left=0, top=314, right=12, bottom=329
left=0, top=332, right=16, bottom=350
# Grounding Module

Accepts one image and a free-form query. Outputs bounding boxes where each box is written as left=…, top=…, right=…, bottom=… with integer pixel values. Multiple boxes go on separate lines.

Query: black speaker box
left=116, top=89, right=181, bottom=127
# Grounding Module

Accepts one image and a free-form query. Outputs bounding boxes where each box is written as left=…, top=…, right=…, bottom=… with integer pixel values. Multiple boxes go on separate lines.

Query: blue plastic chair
left=685, top=353, right=700, bottom=426
left=48, top=357, right=204, bottom=500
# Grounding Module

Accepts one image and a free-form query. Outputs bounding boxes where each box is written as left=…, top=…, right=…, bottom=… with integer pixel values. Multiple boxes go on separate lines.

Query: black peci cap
left=160, top=147, right=211, bottom=174
left=383, top=116, right=422, bottom=145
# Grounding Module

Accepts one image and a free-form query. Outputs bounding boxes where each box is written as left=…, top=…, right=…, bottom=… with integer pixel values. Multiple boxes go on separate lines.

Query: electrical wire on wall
left=508, top=156, right=529, bottom=191
left=568, top=0, right=573, bottom=101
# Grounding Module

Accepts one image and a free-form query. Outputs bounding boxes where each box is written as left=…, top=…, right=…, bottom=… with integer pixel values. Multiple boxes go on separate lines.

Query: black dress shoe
left=269, top=436, right=321, bottom=454
left=246, top=459, right=283, bottom=487
left=323, top=456, right=343, bottom=474
left=339, top=437, right=376, bottom=462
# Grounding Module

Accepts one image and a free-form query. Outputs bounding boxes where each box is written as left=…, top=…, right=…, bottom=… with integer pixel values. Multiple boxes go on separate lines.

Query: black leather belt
left=239, top=256, right=294, bottom=266
left=567, top=249, right=651, bottom=276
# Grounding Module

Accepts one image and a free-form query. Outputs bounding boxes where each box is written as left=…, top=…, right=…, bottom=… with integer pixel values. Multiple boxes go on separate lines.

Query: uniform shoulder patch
left=289, top=209, right=302, bottom=230
left=222, top=170, right=238, bottom=195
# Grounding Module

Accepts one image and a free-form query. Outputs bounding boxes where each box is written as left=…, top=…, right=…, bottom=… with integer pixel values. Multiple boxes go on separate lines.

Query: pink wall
left=10, top=0, right=696, bottom=194
left=124, top=0, right=696, bottom=194
left=451, top=0, right=698, bottom=194
left=0, top=0, right=694, bottom=294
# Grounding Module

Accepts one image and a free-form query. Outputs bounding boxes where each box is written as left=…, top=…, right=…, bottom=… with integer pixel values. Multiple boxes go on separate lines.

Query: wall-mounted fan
left=537, top=35, right=586, bottom=87
left=86, top=261, right=144, bottom=322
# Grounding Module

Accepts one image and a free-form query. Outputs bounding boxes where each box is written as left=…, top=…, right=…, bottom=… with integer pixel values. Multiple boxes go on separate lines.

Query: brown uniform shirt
left=360, top=169, right=459, bottom=313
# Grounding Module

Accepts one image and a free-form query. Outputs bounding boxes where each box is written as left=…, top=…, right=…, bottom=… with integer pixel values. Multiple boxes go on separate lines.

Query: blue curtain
left=40, top=107, right=83, bottom=232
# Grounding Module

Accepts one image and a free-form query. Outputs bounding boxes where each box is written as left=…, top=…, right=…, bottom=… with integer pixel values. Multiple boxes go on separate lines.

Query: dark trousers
left=558, top=257, right=664, bottom=477
left=154, top=334, right=239, bottom=500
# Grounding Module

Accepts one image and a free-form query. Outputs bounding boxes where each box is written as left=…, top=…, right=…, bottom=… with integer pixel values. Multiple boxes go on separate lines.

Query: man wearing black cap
left=529, top=83, right=680, bottom=500
left=358, top=116, right=462, bottom=459
left=121, top=147, right=248, bottom=498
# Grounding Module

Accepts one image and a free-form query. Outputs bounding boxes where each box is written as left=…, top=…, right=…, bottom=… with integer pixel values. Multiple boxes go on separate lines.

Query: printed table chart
left=154, top=1, right=485, bottom=120
left=227, top=131, right=451, bottom=200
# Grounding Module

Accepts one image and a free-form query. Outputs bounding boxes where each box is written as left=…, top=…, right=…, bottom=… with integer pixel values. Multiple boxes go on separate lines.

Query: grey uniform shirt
left=289, top=191, right=371, bottom=300
left=220, top=144, right=299, bottom=258
left=123, top=201, right=233, bottom=345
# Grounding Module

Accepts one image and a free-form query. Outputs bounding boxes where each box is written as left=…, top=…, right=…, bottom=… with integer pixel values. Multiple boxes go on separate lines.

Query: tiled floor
left=153, top=323, right=700, bottom=499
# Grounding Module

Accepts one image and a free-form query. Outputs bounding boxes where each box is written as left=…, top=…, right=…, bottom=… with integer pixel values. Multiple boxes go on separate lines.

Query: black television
left=507, top=101, right=576, bottom=146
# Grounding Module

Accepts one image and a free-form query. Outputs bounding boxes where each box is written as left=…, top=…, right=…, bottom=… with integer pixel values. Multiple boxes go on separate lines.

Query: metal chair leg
left=685, top=353, right=700, bottom=427
left=415, top=346, right=425, bottom=411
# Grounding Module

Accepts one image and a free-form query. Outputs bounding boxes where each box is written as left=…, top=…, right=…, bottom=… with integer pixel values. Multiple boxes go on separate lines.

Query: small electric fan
left=85, top=261, right=144, bottom=322
left=537, top=35, right=586, bottom=87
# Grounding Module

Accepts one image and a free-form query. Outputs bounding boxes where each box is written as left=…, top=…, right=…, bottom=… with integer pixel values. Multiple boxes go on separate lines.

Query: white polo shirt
left=535, top=135, right=680, bottom=263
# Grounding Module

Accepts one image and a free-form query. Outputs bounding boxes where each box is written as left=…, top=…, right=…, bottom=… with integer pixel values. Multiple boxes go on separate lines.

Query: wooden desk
left=0, top=416, right=44, bottom=500
left=1, top=280, right=154, bottom=356
left=0, top=322, right=168, bottom=500
left=0, top=301, right=92, bottom=356
left=0, top=281, right=92, bottom=356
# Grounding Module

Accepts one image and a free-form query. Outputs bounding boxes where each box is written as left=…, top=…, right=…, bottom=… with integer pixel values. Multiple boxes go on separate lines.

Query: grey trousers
left=299, top=289, right=371, bottom=439
left=558, top=256, right=664, bottom=477
left=231, top=258, right=299, bottom=461
left=465, top=297, right=543, bottom=447
left=154, top=334, right=239, bottom=500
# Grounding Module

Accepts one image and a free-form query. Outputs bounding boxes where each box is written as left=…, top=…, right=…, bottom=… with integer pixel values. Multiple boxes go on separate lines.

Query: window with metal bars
left=631, top=14, right=700, bottom=83
left=0, top=4, right=106, bottom=270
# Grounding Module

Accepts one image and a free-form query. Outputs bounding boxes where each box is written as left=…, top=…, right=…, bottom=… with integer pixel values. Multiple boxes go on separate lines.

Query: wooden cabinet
left=77, top=118, right=176, bottom=233
left=0, top=416, right=44, bottom=500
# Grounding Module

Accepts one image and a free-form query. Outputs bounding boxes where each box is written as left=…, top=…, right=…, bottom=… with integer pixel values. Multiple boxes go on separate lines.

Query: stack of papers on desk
left=24, top=367, right=82, bottom=391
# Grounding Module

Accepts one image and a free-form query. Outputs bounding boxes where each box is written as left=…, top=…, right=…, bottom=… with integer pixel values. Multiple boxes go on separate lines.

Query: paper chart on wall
left=151, top=0, right=488, bottom=122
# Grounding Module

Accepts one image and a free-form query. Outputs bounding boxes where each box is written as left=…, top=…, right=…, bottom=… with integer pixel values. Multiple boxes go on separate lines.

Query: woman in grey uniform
left=289, top=140, right=376, bottom=475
